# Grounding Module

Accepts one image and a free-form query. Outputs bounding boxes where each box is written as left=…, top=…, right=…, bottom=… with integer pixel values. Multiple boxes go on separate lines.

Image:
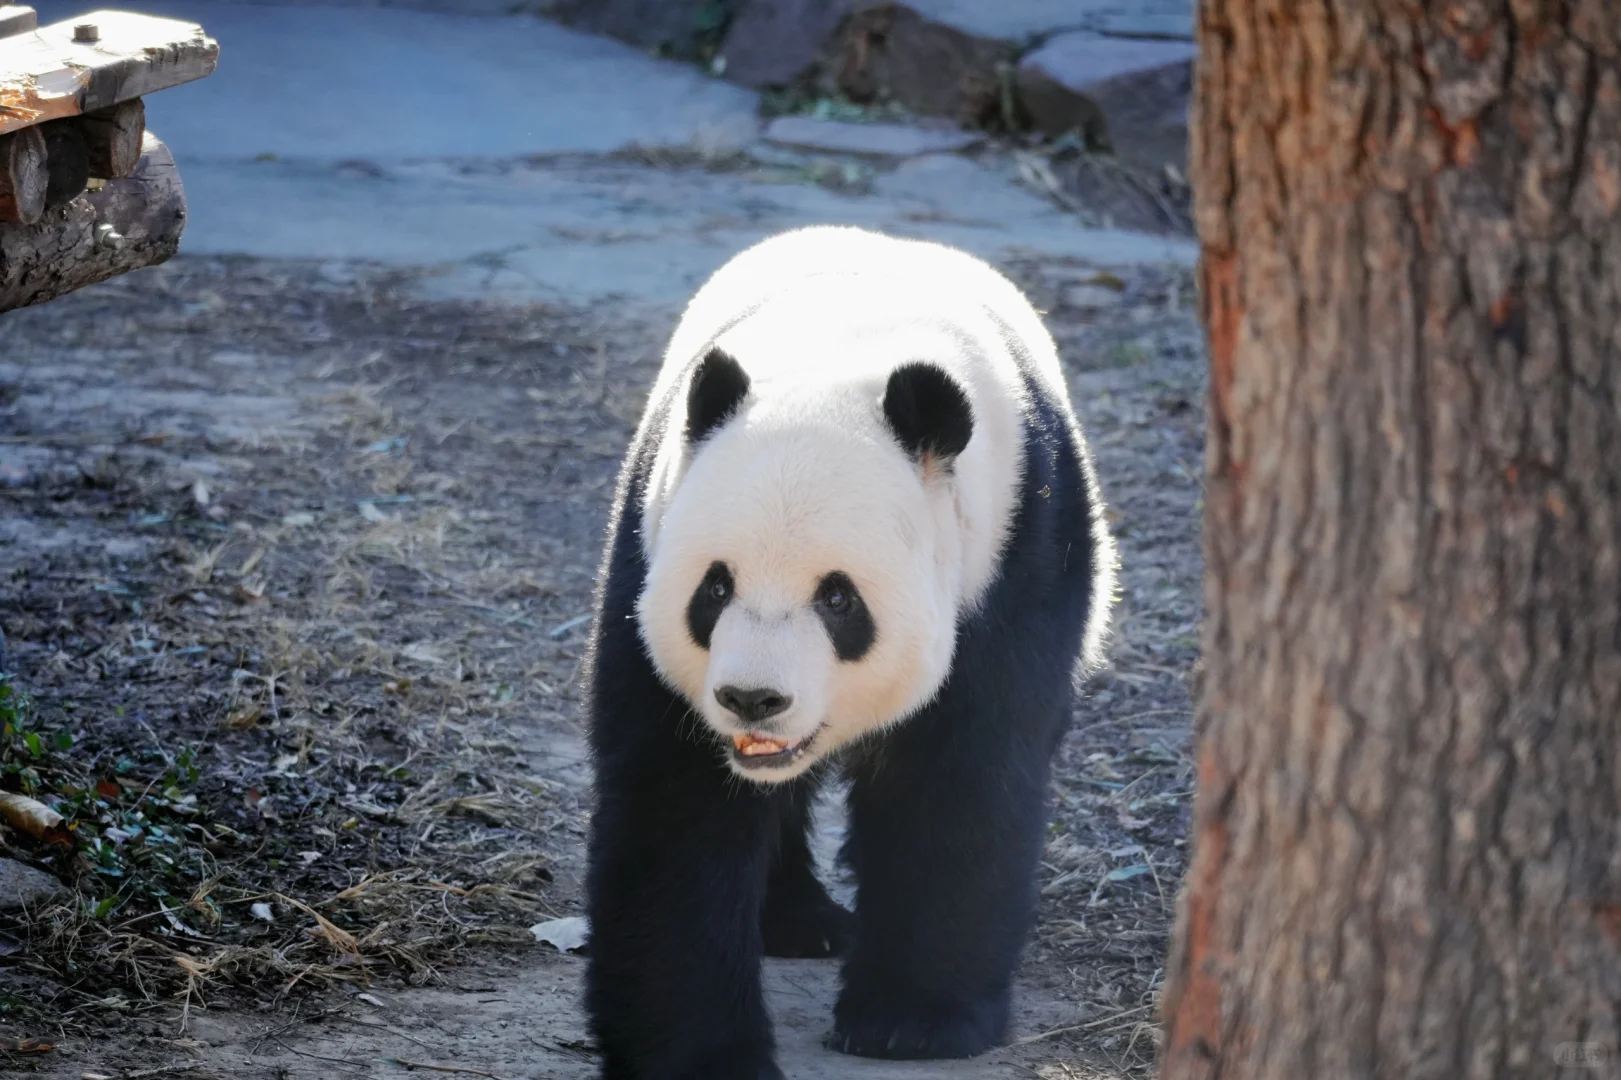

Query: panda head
left=636, top=345, right=979, bottom=783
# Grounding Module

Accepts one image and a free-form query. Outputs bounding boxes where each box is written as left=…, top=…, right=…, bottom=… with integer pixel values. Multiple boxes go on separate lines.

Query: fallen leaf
left=400, top=642, right=446, bottom=666
left=1104, top=863, right=1152, bottom=883
left=529, top=916, right=590, bottom=953
left=0, top=792, right=72, bottom=846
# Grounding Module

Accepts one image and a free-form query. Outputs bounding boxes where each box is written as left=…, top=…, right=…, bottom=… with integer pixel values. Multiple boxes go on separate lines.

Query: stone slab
left=168, top=153, right=1194, bottom=308
left=895, top=0, right=1193, bottom=42
left=762, top=116, right=980, bottom=157
left=127, top=0, right=759, bottom=161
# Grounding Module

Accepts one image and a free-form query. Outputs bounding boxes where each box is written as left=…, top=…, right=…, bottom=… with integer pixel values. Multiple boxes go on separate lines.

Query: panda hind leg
left=760, top=782, right=855, bottom=959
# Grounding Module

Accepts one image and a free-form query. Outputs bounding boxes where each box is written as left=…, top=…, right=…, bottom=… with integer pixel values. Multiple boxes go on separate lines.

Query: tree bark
left=0, top=132, right=185, bottom=313
left=1162, top=3, right=1621, bottom=1079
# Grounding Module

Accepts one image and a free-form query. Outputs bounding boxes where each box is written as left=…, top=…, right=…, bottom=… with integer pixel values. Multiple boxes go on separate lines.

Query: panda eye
left=816, top=573, right=859, bottom=617
left=814, top=571, right=874, bottom=662
left=709, top=578, right=729, bottom=602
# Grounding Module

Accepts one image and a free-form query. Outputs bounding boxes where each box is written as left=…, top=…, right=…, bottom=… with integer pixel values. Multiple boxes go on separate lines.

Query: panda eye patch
left=686, top=562, right=734, bottom=650
left=814, top=572, right=874, bottom=662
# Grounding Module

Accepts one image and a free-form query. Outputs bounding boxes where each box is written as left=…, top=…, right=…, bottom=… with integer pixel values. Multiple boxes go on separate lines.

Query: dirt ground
left=0, top=238, right=1205, bottom=1079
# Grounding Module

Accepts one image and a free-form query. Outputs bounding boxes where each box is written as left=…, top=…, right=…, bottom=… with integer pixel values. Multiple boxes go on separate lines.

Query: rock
left=549, top=0, right=732, bottom=62
left=720, top=0, right=849, bottom=89
left=861, top=0, right=1193, bottom=44
left=1063, top=283, right=1124, bottom=310
left=762, top=115, right=979, bottom=157
left=1017, top=33, right=1197, bottom=173
left=0, top=858, right=69, bottom=912
left=815, top=4, right=1015, bottom=126
left=1093, top=9, right=1195, bottom=40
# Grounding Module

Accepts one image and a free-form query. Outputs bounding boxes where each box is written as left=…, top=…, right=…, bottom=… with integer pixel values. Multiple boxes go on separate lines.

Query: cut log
left=70, top=98, right=145, bottom=179
left=0, top=5, right=36, bottom=40
left=0, top=10, right=217, bottom=137
left=41, top=120, right=88, bottom=208
left=0, top=124, right=46, bottom=224
left=0, top=131, right=185, bottom=312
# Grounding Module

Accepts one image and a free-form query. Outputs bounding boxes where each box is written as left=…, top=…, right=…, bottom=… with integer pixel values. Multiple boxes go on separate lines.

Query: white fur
left=634, top=227, right=1113, bottom=782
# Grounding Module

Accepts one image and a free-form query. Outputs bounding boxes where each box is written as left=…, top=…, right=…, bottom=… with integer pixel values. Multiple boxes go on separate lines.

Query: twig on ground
left=1011, top=1002, right=1156, bottom=1045
left=380, top=1059, right=513, bottom=1079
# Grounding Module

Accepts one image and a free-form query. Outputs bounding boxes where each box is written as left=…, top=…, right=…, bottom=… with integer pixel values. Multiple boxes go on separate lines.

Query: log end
left=0, top=131, right=187, bottom=312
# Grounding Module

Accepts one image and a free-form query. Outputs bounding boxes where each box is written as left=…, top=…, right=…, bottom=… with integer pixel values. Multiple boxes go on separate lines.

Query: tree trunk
left=1161, top=3, right=1621, bottom=1079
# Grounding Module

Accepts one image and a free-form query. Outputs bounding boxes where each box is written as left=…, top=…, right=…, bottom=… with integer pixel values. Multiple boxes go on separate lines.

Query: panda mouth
left=729, top=729, right=821, bottom=769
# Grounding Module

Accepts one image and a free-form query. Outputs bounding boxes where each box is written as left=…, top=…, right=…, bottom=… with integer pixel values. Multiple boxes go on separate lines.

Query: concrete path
left=118, top=0, right=1193, bottom=307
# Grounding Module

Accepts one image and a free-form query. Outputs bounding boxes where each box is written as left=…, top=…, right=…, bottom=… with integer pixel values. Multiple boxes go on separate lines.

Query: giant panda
left=582, top=225, right=1115, bottom=1080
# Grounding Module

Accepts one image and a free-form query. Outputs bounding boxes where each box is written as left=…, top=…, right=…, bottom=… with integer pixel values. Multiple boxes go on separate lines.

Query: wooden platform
left=0, top=6, right=215, bottom=311
left=0, top=7, right=217, bottom=135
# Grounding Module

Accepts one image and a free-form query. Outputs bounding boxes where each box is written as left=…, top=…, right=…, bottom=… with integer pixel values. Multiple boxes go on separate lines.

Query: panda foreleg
left=585, top=753, right=789, bottom=1080
left=760, top=776, right=855, bottom=959
left=830, top=680, right=1061, bottom=1060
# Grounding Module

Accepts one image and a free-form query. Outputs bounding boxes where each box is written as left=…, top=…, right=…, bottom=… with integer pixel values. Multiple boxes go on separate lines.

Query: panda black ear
left=883, top=362, right=974, bottom=464
left=686, top=347, right=751, bottom=443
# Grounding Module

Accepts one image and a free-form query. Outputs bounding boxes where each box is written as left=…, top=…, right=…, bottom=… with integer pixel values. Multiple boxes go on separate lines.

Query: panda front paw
left=760, top=883, right=855, bottom=959
left=828, top=989, right=1010, bottom=1060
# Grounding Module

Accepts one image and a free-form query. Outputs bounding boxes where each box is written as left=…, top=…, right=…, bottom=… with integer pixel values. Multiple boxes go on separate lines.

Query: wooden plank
left=0, top=11, right=217, bottom=137
left=0, top=6, right=36, bottom=41
left=0, top=130, right=185, bottom=312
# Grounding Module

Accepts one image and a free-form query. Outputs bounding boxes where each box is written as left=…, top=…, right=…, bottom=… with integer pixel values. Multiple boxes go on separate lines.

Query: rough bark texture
left=1161, top=3, right=1621, bottom=1079
left=0, top=133, right=184, bottom=313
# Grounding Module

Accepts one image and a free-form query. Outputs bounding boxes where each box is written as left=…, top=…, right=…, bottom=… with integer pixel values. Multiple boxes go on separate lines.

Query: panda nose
left=715, top=685, right=793, bottom=725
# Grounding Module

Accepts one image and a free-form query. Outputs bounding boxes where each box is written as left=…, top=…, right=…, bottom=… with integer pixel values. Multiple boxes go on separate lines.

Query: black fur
left=685, top=561, right=734, bottom=649
left=583, top=355, right=1103, bottom=1077
left=882, top=362, right=974, bottom=462
left=687, top=348, right=751, bottom=443
left=813, top=572, right=875, bottom=662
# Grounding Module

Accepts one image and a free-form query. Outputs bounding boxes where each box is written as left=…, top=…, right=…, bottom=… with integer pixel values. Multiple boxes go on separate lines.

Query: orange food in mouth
left=732, top=733, right=794, bottom=757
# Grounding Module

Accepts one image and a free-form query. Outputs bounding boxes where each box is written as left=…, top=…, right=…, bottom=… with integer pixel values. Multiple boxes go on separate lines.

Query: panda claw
left=831, top=990, right=1010, bottom=1060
